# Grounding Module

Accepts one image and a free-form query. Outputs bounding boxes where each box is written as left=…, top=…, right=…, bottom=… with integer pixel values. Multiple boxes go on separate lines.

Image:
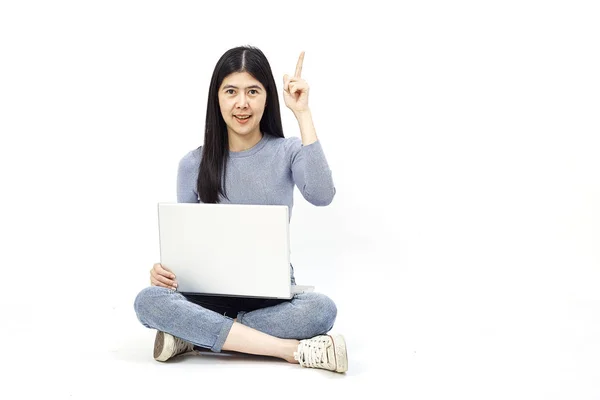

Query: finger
left=289, top=81, right=308, bottom=93
left=151, top=268, right=177, bottom=287
left=151, top=269, right=173, bottom=285
left=283, top=74, right=290, bottom=92
left=156, top=274, right=177, bottom=288
left=290, top=83, right=301, bottom=95
left=160, top=264, right=173, bottom=273
left=294, top=51, right=305, bottom=78
left=157, top=264, right=176, bottom=279
left=154, top=276, right=177, bottom=289
left=151, top=276, right=174, bottom=289
left=150, top=276, right=162, bottom=287
left=158, top=269, right=176, bottom=280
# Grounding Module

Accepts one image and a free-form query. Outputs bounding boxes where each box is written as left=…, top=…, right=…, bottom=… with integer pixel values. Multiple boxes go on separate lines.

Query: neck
left=228, top=130, right=263, bottom=152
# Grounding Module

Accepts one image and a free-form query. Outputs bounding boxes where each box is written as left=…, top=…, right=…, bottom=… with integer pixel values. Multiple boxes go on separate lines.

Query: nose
left=235, top=93, right=248, bottom=109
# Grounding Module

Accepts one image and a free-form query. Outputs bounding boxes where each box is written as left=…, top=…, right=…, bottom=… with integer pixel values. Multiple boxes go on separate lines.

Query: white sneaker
left=294, top=334, right=348, bottom=373
left=153, top=331, right=195, bottom=362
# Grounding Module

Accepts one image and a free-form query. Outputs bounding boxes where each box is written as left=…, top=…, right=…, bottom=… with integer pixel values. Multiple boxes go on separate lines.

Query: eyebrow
left=222, top=85, right=263, bottom=90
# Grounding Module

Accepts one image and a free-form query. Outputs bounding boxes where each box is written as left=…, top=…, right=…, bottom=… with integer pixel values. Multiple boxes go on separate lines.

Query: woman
left=134, top=46, right=347, bottom=373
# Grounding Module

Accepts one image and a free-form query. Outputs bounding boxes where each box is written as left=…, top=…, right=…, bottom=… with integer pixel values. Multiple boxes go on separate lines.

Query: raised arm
left=284, top=52, right=335, bottom=206
left=290, top=138, right=336, bottom=206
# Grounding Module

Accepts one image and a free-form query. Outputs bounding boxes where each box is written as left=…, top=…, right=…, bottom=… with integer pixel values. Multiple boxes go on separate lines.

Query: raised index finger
left=294, top=51, right=305, bottom=78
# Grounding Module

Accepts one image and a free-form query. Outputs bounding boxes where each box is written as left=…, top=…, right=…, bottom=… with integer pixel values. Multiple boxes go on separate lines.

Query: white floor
left=3, top=241, right=600, bottom=400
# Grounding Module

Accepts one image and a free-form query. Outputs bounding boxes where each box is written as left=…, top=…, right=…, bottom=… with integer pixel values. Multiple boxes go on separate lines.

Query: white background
left=1, top=1, right=599, bottom=398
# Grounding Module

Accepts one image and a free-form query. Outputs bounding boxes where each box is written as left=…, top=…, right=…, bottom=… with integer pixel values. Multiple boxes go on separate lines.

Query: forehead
left=220, top=72, right=264, bottom=89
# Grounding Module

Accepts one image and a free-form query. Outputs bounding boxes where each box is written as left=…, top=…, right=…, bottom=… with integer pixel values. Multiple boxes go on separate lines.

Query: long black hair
left=198, top=45, right=285, bottom=203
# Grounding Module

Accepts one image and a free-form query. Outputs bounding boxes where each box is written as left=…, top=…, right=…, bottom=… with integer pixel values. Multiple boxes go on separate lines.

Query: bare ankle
left=282, top=339, right=300, bottom=363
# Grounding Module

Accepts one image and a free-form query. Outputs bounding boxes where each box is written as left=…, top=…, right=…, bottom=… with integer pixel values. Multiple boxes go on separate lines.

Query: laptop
left=157, top=202, right=314, bottom=299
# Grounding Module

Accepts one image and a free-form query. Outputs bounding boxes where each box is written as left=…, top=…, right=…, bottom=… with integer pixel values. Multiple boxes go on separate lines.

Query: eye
left=249, top=89, right=258, bottom=95
left=225, top=89, right=235, bottom=95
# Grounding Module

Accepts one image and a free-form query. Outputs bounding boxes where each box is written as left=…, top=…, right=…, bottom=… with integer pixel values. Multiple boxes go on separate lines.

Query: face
left=218, top=72, right=267, bottom=139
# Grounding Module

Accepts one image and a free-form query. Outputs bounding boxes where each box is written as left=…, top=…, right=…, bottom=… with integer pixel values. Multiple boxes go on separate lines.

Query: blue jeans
left=134, top=286, right=338, bottom=352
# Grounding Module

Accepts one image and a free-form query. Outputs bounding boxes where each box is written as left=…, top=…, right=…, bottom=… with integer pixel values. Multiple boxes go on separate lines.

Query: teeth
left=236, top=115, right=250, bottom=119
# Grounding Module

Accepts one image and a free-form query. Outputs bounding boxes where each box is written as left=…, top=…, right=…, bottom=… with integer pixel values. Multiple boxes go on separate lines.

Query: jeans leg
left=236, top=292, right=338, bottom=340
left=133, top=286, right=234, bottom=352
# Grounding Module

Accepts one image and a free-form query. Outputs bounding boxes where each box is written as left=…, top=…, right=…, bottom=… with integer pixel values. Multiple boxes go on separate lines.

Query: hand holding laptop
left=150, top=263, right=178, bottom=291
left=158, top=203, right=313, bottom=298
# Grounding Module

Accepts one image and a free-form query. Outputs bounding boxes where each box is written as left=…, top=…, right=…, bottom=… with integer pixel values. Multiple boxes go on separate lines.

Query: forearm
left=295, top=108, right=318, bottom=146
left=292, top=137, right=336, bottom=206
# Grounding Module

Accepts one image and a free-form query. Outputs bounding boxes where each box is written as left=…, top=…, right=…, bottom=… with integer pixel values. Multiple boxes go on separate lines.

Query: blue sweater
left=176, top=133, right=336, bottom=220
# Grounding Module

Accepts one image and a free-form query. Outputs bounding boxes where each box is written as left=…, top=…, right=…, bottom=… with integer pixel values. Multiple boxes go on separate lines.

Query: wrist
left=293, top=108, right=312, bottom=120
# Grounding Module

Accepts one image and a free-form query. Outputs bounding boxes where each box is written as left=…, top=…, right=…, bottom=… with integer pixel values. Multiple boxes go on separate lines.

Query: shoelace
left=295, top=337, right=333, bottom=369
left=174, top=336, right=193, bottom=355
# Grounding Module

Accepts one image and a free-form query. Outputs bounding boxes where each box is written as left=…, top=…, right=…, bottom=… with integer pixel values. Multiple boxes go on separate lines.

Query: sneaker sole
left=154, top=331, right=175, bottom=362
left=330, top=334, right=348, bottom=373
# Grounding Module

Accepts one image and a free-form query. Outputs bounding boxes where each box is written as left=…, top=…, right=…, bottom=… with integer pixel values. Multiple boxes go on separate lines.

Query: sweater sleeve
left=289, top=138, right=336, bottom=206
left=176, top=149, right=201, bottom=203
